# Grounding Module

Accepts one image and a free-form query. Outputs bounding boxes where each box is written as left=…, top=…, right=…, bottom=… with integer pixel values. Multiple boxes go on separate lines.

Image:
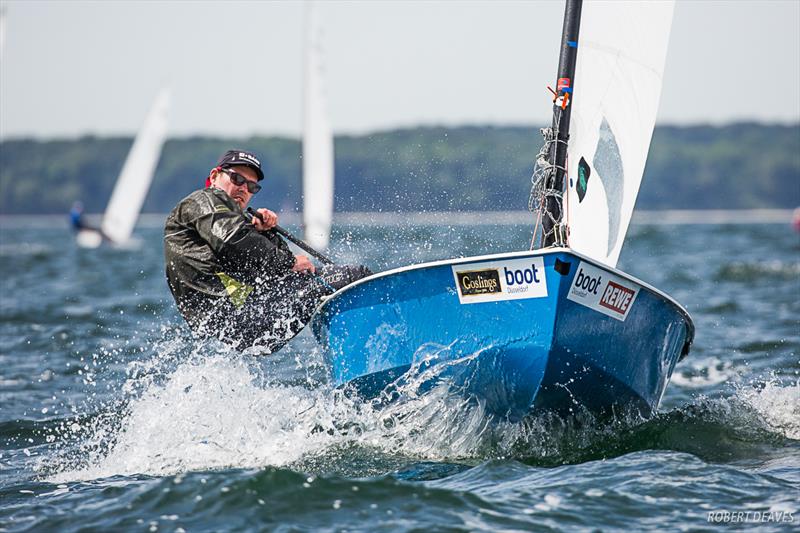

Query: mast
left=541, top=0, right=582, bottom=247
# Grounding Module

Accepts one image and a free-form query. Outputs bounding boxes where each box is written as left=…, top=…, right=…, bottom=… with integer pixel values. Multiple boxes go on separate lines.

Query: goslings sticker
left=455, top=269, right=502, bottom=297
left=452, top=257, right=547, bottom=304
left=567, top=261, right=639, bottom=321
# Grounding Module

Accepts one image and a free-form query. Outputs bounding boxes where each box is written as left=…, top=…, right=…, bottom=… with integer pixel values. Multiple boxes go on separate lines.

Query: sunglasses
left=222, top=169, right=262, bottom=194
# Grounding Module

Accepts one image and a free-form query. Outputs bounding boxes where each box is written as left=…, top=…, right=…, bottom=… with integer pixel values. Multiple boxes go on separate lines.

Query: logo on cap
left=237, top=152, right=260, bottom=166
left=216, top=149, right=264, bottom=181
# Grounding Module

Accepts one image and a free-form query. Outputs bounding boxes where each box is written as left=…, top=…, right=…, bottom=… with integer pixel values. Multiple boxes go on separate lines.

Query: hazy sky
left=1, top=0, right=798, bottom=139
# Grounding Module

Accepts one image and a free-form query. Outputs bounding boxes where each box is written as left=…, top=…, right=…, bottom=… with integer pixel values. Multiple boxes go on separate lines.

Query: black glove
left=319, top=264, right=373, bottom=291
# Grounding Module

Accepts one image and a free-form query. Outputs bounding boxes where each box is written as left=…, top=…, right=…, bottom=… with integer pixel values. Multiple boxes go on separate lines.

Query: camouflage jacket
left=163, top=187, right=296, bottom=325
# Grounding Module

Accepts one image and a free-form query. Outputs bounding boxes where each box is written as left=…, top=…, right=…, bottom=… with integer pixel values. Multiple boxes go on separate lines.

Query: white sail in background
left=0, top=6, right=7, bottom=59
left=565, top=0, right=674, bottom=267
left=101, top=88, right=170, bottom=244
left=302, top=2, right=334, bottom=250
left=0, top=7, right=7, bottom=143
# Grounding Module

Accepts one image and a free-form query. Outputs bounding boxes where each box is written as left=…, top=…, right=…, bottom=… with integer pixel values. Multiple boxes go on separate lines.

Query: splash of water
left=46, top=339, right=515, bottom=481
left=50, top=353, right=327, bottom=480
left=734, top=378, right=800, bottom=440
left=43, top=330, right=800, bottom=483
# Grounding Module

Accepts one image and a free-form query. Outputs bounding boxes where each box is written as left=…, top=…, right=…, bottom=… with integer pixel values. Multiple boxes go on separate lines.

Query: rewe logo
left=599, top=281, right=635, bottom=316
left=504, top=264, right=541, bottom=286
left=573, top=268, right=602, bottom=294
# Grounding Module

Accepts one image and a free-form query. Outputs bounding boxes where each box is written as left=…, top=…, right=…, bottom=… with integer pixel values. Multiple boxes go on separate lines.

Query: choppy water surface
left=1, top=217, right=798, bottom=531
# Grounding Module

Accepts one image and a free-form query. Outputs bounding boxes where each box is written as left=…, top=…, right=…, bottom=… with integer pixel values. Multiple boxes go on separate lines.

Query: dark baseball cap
left=216, top=149, right=264, bottom=181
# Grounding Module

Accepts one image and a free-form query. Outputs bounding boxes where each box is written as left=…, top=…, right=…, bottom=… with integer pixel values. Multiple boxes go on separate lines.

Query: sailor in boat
left=69, top=201, right=111, bottom=242
left=163, top=149, right=370, bottom=352
left=69, top=201, right=91, bottom=231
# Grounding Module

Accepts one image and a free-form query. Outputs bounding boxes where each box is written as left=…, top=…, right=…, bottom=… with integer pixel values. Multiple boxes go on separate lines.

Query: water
left=1, top=217, right=798, bottom=531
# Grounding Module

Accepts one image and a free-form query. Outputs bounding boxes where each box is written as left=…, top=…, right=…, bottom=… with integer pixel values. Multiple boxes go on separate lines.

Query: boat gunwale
left=314, top=247, right=695, bottom=346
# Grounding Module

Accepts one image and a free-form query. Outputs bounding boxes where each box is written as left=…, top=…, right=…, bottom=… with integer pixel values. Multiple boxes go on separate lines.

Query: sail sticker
left=577, top=157, right=591, bottom=202
left=566, top=261, right=639, bottom=321
left=557, top=77, right=571, bottom=90
left=452, top=257, right=547, bottom=304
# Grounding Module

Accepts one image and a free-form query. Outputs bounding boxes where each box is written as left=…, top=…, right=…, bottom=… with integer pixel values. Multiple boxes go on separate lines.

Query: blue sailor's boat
left=311, top=0, right=693, bottom=421
left=312, top=249, right=693, bottom=421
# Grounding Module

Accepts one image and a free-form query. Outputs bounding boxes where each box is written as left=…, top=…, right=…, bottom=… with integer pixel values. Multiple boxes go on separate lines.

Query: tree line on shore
left=0, top=122, right=797, bottom=215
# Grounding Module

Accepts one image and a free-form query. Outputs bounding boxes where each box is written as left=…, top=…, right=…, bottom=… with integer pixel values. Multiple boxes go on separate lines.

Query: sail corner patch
left=566, top=261, right=639, bottom=321
left=452, top=257, right=547, bottom=304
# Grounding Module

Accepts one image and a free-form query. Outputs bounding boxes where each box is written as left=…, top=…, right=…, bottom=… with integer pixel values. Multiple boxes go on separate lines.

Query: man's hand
left=252, top=208, right=278, bottom=231
left=292, top=255, right=316, bottom=274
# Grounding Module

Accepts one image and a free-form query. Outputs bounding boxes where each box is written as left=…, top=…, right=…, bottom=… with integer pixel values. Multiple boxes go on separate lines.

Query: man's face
left=210, top=165, right=260, bottom=209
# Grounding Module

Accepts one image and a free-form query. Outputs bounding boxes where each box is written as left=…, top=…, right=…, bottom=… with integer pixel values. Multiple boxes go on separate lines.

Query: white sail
left=101, top=88, right=170, bottom=244
left=0, top=6, right=7, bottom=59
left=565, top=0, right=674, bottom=267
left=302, top=2, right=334, bottom=250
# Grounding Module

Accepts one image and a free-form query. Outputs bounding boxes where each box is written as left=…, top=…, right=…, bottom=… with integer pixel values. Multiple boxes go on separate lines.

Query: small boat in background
left=311, top=0, right=694, bottom=422
left=75, top=87, right=170, bottom=248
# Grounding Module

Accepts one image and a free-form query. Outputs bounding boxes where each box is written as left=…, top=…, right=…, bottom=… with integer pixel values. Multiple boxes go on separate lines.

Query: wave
left=8, top=465, right=524, bottom=532
left=0, top=242, right=54, bottom=259
left=715, top=260, right=800, bottom=282
left=670, top=356, right=740, bottom=388
left=41, top=339, right=799, bottom=483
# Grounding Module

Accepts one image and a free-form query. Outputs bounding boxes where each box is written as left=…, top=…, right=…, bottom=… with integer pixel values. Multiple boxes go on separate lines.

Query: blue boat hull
left=311, top=249, right=693, bottom=421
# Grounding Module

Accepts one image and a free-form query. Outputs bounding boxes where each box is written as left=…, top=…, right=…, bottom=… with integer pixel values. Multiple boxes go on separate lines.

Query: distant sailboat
left=75, top=88, right=170, bottom=248
left=302, top=2, right=334, bottom=250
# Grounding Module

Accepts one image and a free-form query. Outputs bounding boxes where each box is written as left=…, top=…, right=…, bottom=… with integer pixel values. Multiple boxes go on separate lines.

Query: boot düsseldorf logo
left=452, top=257, right=548, bottom=304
